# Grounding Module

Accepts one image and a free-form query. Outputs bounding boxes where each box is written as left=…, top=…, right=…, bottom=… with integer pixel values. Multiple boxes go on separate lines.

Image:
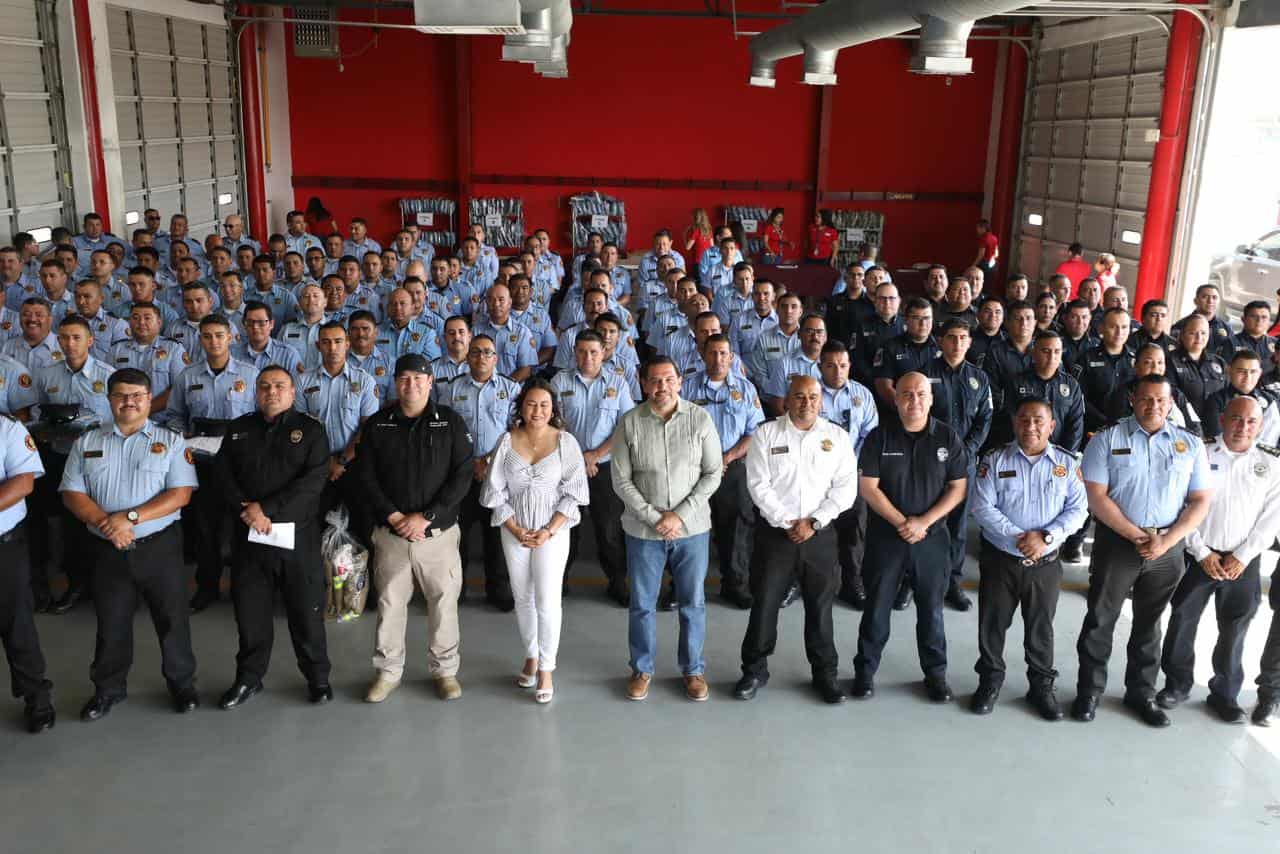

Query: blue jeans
left=626, top=532, right=710, bottom=676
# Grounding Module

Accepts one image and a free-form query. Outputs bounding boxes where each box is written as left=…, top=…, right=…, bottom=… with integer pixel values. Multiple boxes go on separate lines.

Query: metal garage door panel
left=1056, top=82, right=1090, bottom=120
left=0, top=157, right=11, bottom=210
left=131, top=13, right=169, bottom=51
left=1117, top=165, right=1150, bottom=210
left=185, top=184, right=215, bottom=232
left=1019, top=236, right=1043, bottom=280
left=0, top=0, right=38, bottom=40
left=1081, top=163, right=1118, bottom=208
left=5, top=99, right=53, bottom=147
left=1090, top=78, right=1129, bottom=118
left=124, top=192, right=146, bottom=223
left=211, top=102, right=234, bottom=136
left=214, top=140, right=236, bottom=176
left=208, top=28, right=229, bottom=63
left=1054, top=124, right=1086, bottom=158
left=1036, top=49, right=1060, bottom=84
left=0, top=45, right=50, bottom=92
left=1032, top=87, right=1057, bottom=122
left=117, top=101, right=140, bottom=141
left=179, top=102, right=209, bottom=137
left=1133, top=32, right=1168, bottom=73
left=148, top=188, right=182, bottom=219
left=1094, top=38, right=1134, bottom=77
left=1022, top=201, right=1044, bottom=238
left=1124, top=119, right=1158, bottom=161
left=141, top=101, right=177, bottom=138
left=182, top=142, right=211, bottom=180
left=1050, top=162, right=1081, bottom=203
left=1025, top=160, right=1049, bottom=197
left=111, top=53, right=134, bottom=96
left=144, top=143, right=180, bottom=185
left=1028, top=124, right=1053, bottom=157
left=209, top=66, right=231, bottom=100
left=216, top=179, right=239, bottom=212
left=11, top=152, right=59, bottom=206
left=137, top=58, right=174, bottom=98
left=172, top=20, right=204, bottom=59
left=1060, top=44, right=1094, bottom=81
left=121, top=146, right=143, bottom=192
left=1045, top=202, right=1077, bottom=244
left=1086, top=121, right=1124, bottom=160
left=1129, top=76, right=1163, bottom=117
left=106, top=5, right=130, bottom=47
left=1078, top=209, right=1114, bottom=250
left=176, top=62, right=206, bottom=99
left=1115, top=211, right=1144, bottom=257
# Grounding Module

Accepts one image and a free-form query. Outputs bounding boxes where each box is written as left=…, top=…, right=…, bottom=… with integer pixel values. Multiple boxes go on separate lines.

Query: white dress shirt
left=745, top=413, right=858, bottom=530
left=1185, top=439, right=1280, bottom=566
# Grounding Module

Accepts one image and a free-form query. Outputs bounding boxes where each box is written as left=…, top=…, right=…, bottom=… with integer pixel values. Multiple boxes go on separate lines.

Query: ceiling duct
left=413, top=0, right=525, bottom=36
left=503, top=0, right=573, bottom=77
left=749, top=0, right=1025, bottom=87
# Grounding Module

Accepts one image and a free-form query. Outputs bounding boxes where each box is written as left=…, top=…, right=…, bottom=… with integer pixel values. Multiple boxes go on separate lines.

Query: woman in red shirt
left=684, top=208, right=714, bottom=269
left=303, top=196, right=338, bottom=237
left=806, top=210, right=839, bottom=267
left=761, top=207, right=788, bottom=264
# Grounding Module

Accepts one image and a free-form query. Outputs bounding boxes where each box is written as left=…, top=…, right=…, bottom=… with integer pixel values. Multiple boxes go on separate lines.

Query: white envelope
left=247, top=522, right=295, bottom=550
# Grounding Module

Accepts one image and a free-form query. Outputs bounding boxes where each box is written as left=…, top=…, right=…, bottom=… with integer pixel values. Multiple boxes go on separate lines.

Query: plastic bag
left=321, top=506, right=369, bottom=622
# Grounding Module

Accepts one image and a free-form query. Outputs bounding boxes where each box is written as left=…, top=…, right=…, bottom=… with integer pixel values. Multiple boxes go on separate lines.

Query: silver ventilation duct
left=502, top=0, right=573, bottom=78
left=749, top=0, right=1026, bottom=86
left=413, top=0, right=524, bottom=36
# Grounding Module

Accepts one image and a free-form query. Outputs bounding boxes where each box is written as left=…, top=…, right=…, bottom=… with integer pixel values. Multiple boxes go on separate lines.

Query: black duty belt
left=192, top=418, right=230, bottom=438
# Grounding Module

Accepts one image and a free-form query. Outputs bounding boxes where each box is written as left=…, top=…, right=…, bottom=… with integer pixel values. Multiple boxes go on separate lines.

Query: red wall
left=286, top=10, right=1000, bottom=270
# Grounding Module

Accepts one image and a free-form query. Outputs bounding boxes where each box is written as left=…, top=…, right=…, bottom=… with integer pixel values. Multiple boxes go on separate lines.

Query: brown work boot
left=434, top=676, right=462, bottom=701
left=364, top=677, right=399, bottom=704
left=685, top=674, right=709, bottom=702
left=626, top=672, right=651, bottom=701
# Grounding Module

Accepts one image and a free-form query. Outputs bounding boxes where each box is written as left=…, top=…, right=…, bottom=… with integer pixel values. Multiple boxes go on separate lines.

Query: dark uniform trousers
left=29, top=448, right=93, bottom=594
left=1258, top=569, right=1280, bottom=700
left=855, top=520, right=951, bottom=680
left=567, top=461, right=627, bottom=584
left=90, top=524, right=195, bottom=698
left=944, top=462, right=977, bottom=586
left=189, top=459, right=232, bottom=596
left=0, top=527, right=51, bottom=700
left=1076, top=524, right=1186, bottom=699
left=459, top=478, right=509, bottom=593
left=1160, top=552, right=1261, bottom=702
left=709, top=458, right=754, bottom=593
left=975, top=539, right=1063, bottom=685
left=230, top=523, right=330, bottom=687
left=834, top=496, right=867, bottom=591
left=741, top=521, right=840, bottom=680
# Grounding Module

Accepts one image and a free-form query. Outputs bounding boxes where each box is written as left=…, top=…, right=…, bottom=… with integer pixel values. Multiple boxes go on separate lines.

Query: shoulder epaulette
left=1052, top=443, right=1083, bottom=461
left=1257, top=443, right=1280, bottom=458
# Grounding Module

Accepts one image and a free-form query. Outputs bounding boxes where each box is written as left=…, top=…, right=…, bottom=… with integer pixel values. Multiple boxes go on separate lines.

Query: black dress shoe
left=1206, top=693, right=1246, bottom=725
left=892, top=581, right=912, bottom=611
left=50, top=586, right=85, bottom=615
left=606, top=580, right=630, bottom=608
left=944, top=584, right=972, bottom=612
left=851, top=673, right=875, bottom=699
left=721, top=586, right=753, bottom=610
left=837, top=576, right=867, bottom=610
left=218, top=681, right=262, bottom=710
left=924, top=678, right=953, bottom=703
left=486, top=586, right=515, bottom=613
left=657, top=584, right=676, bottom=612
left=188, top=589, right=218, bottom=613
left=80, top=694, right=124, bottom=722
left=779, top=581, right=801, bottom=609
left=1027, top=685, right=1064, bottom=721
left=171, top=688, right=199, bottom=714
left=24, top=700, right=55, bottom=733
left=1252, top=696, right=1277, bottom=726
left=308, top=684, right=334, bottom=705
left=1071, top=694, right=1099, bottom=722
left=1061, top=542, right=1083, bottom=563
left=1156, top=686, right=1189, bottom=710
left=814, top=678, right=846, bottom=705
left=970, top=681, right=1001, bottom=715
left=1123, top=693, right=1172, bottom=728
left=734, top=674, right=765, bottom=700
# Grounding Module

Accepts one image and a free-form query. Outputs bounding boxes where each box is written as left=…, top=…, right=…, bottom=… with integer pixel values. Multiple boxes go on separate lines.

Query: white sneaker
left=365, top=677, right=400, bottom=703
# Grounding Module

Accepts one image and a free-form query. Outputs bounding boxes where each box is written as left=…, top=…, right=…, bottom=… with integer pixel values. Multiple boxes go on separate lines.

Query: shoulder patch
left=1258, top=443, right=1280, bottom=458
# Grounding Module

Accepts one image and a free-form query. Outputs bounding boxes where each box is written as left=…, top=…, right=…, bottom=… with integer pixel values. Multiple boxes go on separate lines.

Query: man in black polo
left=872, top=297, right=939, bottom=415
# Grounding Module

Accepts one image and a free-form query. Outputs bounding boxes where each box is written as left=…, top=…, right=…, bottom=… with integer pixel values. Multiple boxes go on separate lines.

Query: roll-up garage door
left=0, top=0, right=74, bottom=244
left=108, top=5, right=240, bottom=241
left=1015, top=29, right=1168, bottom=292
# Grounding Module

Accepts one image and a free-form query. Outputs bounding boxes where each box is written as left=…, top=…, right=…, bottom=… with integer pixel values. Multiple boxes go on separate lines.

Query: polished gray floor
left=4, top=552, right=1280, bottom=853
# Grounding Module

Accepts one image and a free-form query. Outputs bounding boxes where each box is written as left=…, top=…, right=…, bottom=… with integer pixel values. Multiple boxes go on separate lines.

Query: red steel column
left=238, top=5, right=269, bottom=244
left=989, top=33, right=1028, bottom=284
left=72, top=0, right=110, bottom=228
left=1135, top=5, right=1203, bottom=307
left=455, top=37, right=472, bottom=246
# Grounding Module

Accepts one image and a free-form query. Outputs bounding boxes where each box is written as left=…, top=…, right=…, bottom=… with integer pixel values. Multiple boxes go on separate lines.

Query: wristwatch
left=126, top=509, right=140, bottom=524
left=811, top=517, right=824, bottom=532
left=1043, top=531, right=1054, bottom=544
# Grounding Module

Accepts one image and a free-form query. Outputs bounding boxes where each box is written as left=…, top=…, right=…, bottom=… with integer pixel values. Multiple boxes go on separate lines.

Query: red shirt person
left=807, top=211, right=839, bottom=267
left=973, top=218, right=999, bottom=275
left=1055, top=242, right=1093, bottom=292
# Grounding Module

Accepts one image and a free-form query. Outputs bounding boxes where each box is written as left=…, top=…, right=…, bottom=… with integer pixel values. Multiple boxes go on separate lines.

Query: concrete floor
left=4, top=546, right=1280, bottom=853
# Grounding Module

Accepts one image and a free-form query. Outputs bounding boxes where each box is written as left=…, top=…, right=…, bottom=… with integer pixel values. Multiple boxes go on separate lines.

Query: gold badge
left=411, top=332, right=421, bottom=342
left=350, top=381, right=361, bottom=393
left=820, top=439, right=833, bottom=452
left=92, top=380, right=105, bottom=393
left=156, top=349, right=167, bottom=360
left=1174, top=440, right=1188, bottom=453
left=605, top=386, right=618, bottom=398
left=51, top=351, right=63, bottom=361
left=289, top=429, right=303, bottom=444
left=1, top=321, right=9, bottom=331
left=150, top=441, right=166, bottom=455
left=24, top=434, right=36, bottom=451
left=374, top=366, right=386, bottom=377
left=977, top=463, right=988, bottom=478
left=1052, top=464, right=1067, bottom=478
left=17, top=373, right=30, bottom=388
left=184, top=447, right=195, bottom=465
left=233, top=379, right=246, bottom=393
left=509, top=334, right=518, bottom=343
left=730, top=390, right=742, bottom=401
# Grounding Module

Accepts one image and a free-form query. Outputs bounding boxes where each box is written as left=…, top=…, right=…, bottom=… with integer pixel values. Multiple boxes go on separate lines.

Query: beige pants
left=371, top=524, right=463, bottom=680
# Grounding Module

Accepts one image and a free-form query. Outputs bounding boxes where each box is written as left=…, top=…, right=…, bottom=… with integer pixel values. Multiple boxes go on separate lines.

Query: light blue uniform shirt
left=638, top=249, right=684, bottom=284
left=510, top=305, right=557, bottom=350
left=5, top=280, right=42, bottom=308
left=2, top=332, right=63, bottom=371
left=115, top=298, right=180, bottom=329
left=166, top=318, right=209, bottom=362
left=748, top=326, right=800, bottom=387
left=698, top=247, right=722, bottom=282
left=107, top=337, right=188, bottom=398
left=0, top=306, right=18, bottom=341
left=228, top=236, right=262, bottom=257
left=820, top=379, right=878, bottom=455
left=72, top=233, right=118, bottom=269
left=764, top=351, right=820, bottom=400
left=681, top=371, right=764, bottom=453
left=424, top=285, right=468, bottom=324
left=375, top=320, right=441, bottom=363
left=971, top=442, right=1089, bottom=558
left=233, top=337, right=303, bottom=375
left=703, top=261, right=740, bottom=296
left=429, top=355, right=469, bottom=401
left=285, top=233, right=323, bottom=256
left=551, top=369, right=635, bottom=463
left=344, top=238, right=382, bottom=260
left=443, top=372, right=520, bottom=456
left=244, top=284, right=299, bottom=329
left=164, top=358, right=259, bottom=433
left=0, top=354, right=37, bottom=414
left=279, top=319, right=324, bottom=373
left=343, top=285, right=384, bottom=324
left=60, top=420, right=198, bottom=538
left=457, top=261, right=492, bottom=296
left=0, top=416, right=42, bottom=533
left=728, top=309, right=777, bottom=363
left=1080, top=416, right=1211, bottom=529
left=34, top=357, right=113, bottom=423
left=472, top=319, right=538, bottom=377
left=712, top=286, right=752, bottom=327
left=78, top=309, right=130, bottom=362
left=348, top=350, right=394, bottom=402
left=295, top=363, right=379, bottom=454
left=602, top=354, right=642, bottom=401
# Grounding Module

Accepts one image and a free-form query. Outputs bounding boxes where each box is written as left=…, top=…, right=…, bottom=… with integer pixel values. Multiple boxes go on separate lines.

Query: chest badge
left=1059, top=384, right=1070, bottom=397
left=150, top=441, right=167, bottom=455
left=92, top=380, right=105, bottom=393
left=977, top=463, right=988, bottom=478
left=968, top=376, right=979, bottom=390
left=232, top=379, right=246, bottom=393
left=1173, top=440, right=1188, bottom=454
left=730, top=389, right=742, bottom=401
left=605, top=386, right=618, bottom=399
left=51, top=351, right=63, bottom=361
left=289, top=429, right=303, bottom=444
left=937, top=447, right=949, bottom=462
left=1255, top=462, right=1269, bottom=477
left=1053, top=464, right=1067, bottom=478
left=1211, top=363, right=1223, bottom=374
left=156, top=349, right=167, bottom=360
left=820, top=438, right=833, bottom=452
left=374, top=366, right=386, bottom=377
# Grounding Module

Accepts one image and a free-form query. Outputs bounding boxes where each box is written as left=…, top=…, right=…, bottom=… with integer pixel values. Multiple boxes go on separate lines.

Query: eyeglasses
left=109, top=392, right=148, bottom=403
left=244, top=319, right=272, bottom=327
left=471, top=349, right=497, bottom=358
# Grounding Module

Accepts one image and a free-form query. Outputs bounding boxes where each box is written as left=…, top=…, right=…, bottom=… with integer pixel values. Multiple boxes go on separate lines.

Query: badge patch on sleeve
left=24, top=434, right=35, bottom=451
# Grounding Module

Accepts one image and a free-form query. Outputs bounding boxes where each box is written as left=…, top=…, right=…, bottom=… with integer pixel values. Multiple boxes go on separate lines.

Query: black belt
left=982, top=537, right=1059, bottom=567
left=0, top=521, right=24, bottom=544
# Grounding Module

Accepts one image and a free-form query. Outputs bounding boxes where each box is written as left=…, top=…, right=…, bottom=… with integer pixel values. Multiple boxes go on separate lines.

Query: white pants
left=500, top=527, right=570, bottom=671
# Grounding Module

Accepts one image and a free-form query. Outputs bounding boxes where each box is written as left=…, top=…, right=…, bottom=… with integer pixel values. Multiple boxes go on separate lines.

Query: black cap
left=394, top=353, right=432, bottom=377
